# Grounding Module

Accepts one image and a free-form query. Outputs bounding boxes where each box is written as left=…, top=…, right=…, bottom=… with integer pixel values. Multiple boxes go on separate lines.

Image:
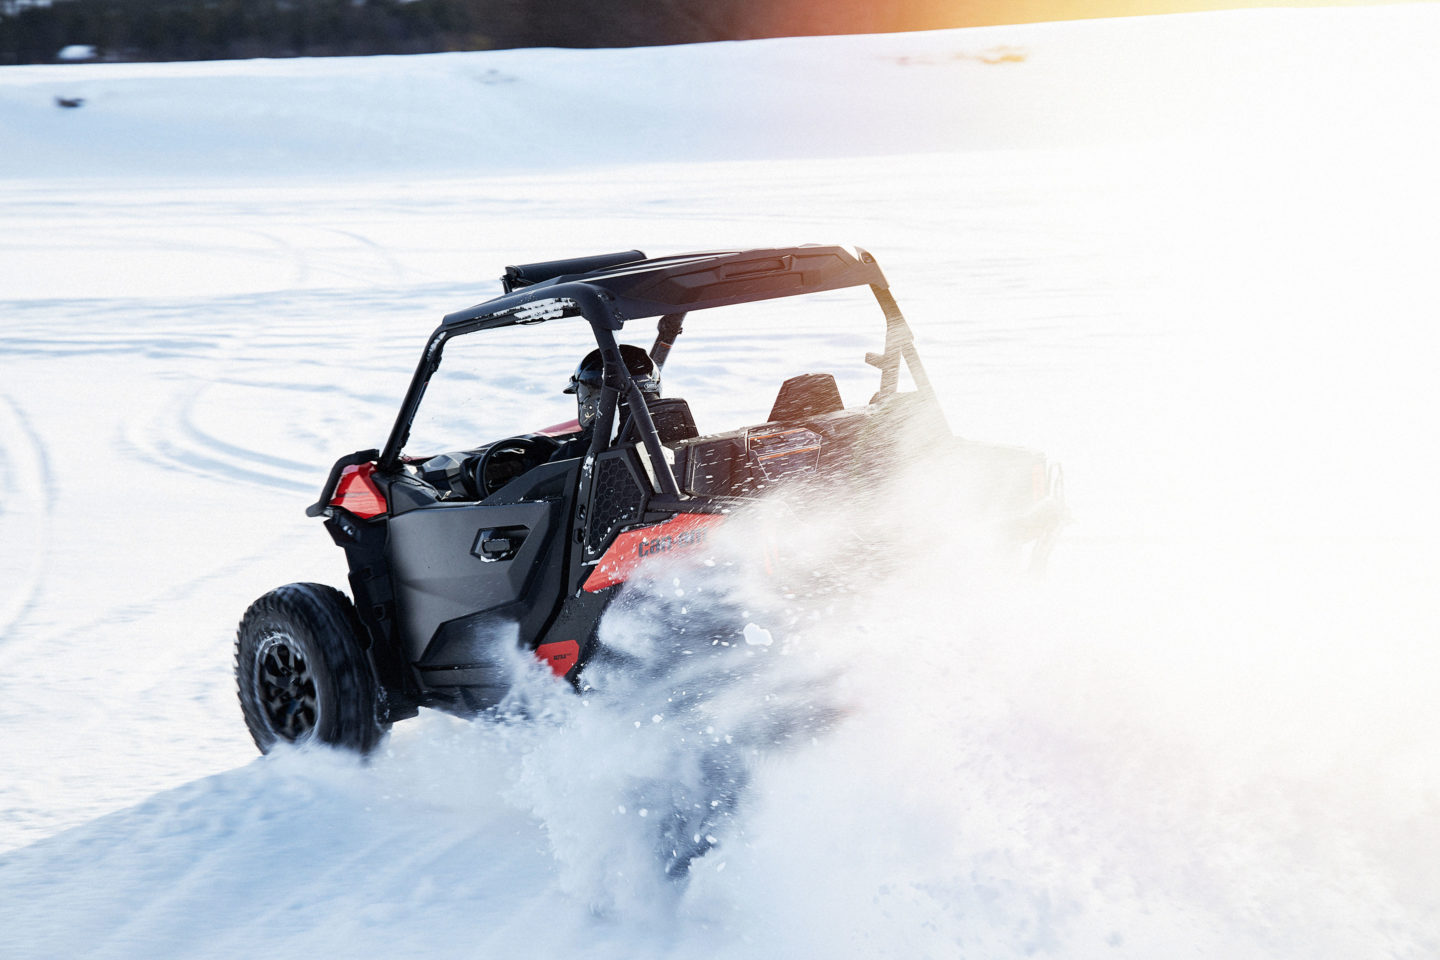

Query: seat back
left=649, top=397, right=699, bottom=445
left=768, top=373, right=844, bottom=423
left=620, top=396, right=699, bottom=447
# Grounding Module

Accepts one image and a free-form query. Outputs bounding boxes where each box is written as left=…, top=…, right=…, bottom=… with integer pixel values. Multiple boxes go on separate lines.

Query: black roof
left=441, top=244, right=888, bottom=332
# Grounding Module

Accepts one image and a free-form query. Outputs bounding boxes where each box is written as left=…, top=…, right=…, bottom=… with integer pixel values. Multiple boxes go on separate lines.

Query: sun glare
left=932, top=0, right=1430, bottom=28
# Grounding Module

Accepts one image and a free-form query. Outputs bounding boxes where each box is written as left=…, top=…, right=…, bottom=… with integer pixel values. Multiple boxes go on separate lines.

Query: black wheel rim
left=255, top=633, right=320, bottom=743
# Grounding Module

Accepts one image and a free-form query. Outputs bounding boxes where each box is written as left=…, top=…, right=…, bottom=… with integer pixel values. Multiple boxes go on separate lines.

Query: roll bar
left=370, top=246, right=930, bottom=507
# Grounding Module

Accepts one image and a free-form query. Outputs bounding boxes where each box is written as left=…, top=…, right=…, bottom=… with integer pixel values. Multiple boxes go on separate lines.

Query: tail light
left=329, top=462, right=387, bottom=519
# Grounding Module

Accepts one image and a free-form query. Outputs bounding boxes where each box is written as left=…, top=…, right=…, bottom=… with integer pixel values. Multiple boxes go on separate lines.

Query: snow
left=3, top=6, right=1440, bottom=958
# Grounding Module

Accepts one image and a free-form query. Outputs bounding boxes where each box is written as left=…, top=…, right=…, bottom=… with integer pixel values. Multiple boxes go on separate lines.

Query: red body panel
left=536, top=418, right=582, bottom=437
left=583, top=513, right=725, bottom=593
left=535, top=640, right=580, bottom=677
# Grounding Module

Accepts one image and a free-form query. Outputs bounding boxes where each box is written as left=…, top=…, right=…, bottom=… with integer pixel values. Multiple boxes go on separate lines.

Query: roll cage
left=366, top=245, right=940, bottom=505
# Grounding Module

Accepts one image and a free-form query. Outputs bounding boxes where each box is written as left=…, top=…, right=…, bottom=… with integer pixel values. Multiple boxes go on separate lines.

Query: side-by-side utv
left=234, top=245, right=1064, bottom=755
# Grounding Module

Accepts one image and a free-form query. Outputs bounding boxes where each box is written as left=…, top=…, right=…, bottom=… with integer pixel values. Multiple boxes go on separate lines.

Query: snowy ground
left=2, top=6, right=1439, bottom=958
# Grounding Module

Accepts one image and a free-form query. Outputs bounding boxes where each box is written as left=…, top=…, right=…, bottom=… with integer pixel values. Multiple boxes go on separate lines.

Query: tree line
left=0, top=0, right=971, bottom=66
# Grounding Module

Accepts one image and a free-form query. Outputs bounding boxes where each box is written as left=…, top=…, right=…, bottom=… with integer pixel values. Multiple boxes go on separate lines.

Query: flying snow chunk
left=743, top=623, right=774, bottom=646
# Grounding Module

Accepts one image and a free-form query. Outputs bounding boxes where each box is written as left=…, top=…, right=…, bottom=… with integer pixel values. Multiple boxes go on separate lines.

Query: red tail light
left=329, top=462, right=387, bottom=519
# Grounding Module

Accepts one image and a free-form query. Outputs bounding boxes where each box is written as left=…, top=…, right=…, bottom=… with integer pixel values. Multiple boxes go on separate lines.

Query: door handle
left=474, top=525, right=528, bottom=562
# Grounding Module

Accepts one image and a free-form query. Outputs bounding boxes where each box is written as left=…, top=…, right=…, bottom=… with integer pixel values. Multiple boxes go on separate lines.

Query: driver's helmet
left=564, top=344, right=659, bottom=428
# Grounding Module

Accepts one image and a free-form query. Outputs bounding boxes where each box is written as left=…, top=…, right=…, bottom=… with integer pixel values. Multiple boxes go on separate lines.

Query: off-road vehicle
left=235, top=245, right=1063, bottom=755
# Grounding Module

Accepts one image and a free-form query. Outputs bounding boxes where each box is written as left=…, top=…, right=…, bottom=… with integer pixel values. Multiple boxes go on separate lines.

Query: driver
left=552, top=344, right=659, bottom=458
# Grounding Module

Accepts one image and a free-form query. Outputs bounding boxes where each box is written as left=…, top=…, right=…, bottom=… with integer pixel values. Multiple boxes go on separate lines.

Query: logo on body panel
left=535, top=640, right=579, bottom=677
left=582, top=514, right=726, bottom=592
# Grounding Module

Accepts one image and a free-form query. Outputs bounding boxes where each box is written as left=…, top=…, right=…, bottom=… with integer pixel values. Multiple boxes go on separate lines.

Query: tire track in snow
left=0, top=330, right=226, bottom=360
left=0, top=393, right=52, bottom=645
left=239, top=228, right=312, bottom=288
left=236, top=226, right=405, bottom=290
left=0, top=538, right=296, bottom=673
left=321, top=228, right=407, bottom=287
left=118, top=382, right=316, bottom=495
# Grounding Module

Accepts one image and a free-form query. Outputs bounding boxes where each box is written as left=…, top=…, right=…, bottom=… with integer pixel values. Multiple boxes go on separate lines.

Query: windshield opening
left=401, top=287, right=909, bottom=465
left=656, top=288, right=904, bottom=435
left=403, top=321, right=601, bottom=461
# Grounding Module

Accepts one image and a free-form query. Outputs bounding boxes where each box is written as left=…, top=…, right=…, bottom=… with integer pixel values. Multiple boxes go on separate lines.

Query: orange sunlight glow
left=858, top=0, right=1431, bottom=31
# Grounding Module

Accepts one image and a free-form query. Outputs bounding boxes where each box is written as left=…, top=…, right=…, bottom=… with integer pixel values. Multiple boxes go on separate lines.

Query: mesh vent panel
left=587, top=455, right=644, bottom=556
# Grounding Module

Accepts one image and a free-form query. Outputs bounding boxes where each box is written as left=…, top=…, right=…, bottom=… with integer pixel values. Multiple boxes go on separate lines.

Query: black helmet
left=565, top=344, right=659, bottom=428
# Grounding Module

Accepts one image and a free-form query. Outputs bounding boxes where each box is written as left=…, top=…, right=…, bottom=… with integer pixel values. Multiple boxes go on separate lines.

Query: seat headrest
left=619, top=396, right=699, bottom=447
left=768, top=373, right=844, bottom=423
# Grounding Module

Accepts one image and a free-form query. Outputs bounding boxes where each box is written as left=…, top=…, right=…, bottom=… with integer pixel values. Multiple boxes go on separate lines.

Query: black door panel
left=388, top=499, right=560, bottom=667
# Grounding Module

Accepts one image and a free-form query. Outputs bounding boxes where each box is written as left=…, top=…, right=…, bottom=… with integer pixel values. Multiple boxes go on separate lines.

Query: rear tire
left=235, top=582, right=388, bottom=755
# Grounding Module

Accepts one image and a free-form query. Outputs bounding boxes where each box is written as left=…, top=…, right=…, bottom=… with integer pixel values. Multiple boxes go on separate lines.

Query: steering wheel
left=472, top=436, right=558, bottom=498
